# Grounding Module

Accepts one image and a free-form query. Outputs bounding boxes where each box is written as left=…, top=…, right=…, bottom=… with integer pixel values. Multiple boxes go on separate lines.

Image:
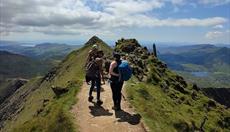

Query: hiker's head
left=92, top=44, right=98, bottom=51
left=97, top=50, right=104, bottom=57
left=113, top=52, right=121, bottom=61
left=122, top=54, right=128, bottom=60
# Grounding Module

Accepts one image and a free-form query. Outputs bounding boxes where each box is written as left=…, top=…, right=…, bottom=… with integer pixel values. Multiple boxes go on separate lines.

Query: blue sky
left=0, top=0, right=229, bottom=45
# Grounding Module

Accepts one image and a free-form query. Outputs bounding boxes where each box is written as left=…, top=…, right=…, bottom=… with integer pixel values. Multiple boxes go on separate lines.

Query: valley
left=156, top=44, right=230, bottom=88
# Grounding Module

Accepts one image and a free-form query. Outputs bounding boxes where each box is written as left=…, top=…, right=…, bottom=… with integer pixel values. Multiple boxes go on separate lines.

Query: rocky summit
left=84, top=35, right=106, bottom=46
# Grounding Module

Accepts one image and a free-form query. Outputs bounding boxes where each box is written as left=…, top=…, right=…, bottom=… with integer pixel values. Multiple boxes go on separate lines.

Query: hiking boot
left=116, top=105, right=121, bottom=111
left=112, top=106, right=117, bottom=110
left=112, top=105, right=121, bottom=111
left=88, top=96, right=93, bottom=102
left=96, top=100, right=103, bottom=106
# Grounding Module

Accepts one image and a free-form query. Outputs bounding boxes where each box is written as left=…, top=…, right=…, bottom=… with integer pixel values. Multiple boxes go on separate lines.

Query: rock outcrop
left=0, top=79, right=41, bottom=128
left=0, top=78, right=28, bottom=104
left=202, top=88, right=230, bottom=108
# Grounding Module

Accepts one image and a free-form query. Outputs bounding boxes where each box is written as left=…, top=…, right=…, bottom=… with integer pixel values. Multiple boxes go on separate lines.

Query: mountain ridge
left=0, top=36, right=229, bottom=131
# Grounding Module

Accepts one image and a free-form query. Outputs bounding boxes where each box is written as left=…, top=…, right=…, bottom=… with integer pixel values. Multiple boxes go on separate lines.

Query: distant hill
left=159, top=45, right=230, bottom=72
left=0, top=51, right=52, bottom=79
left=158, top=44, right=230, bottom=88
left=0, top=42, right=82, bottom=60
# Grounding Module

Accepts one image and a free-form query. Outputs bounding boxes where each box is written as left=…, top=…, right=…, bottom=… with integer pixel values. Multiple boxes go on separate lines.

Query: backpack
left=85, top=60, right=98, bottom=78
left=118, top=60, right=132, bottom=81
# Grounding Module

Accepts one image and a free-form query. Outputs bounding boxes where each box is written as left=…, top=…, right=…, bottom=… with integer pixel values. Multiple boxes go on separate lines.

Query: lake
left=191, top=72, right=209, bottom=77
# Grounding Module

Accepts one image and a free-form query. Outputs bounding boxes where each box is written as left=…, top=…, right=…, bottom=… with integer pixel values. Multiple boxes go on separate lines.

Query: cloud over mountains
left=0, top=0, right=229, bottom=36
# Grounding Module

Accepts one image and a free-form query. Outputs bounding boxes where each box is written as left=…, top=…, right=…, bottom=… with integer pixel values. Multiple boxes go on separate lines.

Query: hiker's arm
left=99, top=60, right=105, bottom=84
left=109, top=61, right=119, bottom=77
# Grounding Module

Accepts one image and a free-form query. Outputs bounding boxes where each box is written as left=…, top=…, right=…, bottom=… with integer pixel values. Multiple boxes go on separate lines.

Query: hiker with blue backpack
left=109, top=53, right=132, bottom=111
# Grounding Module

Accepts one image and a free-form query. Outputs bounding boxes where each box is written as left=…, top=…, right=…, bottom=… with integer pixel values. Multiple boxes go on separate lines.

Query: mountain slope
left=0, top=51, right=51, bottom=78
left=0, top=78, right=28, bottom=104
left=0, top=36, right=112, bottom=131
left=159, top=45, right=230, bottom=72
left=114, top=39, right=230, bottom=131
left=0, top=43, right=82, bottom=61
left=158, top=45, right=230, bottom=88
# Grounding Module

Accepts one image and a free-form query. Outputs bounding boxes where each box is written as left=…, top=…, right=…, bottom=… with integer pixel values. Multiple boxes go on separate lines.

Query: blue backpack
left=118, top=60, right=132, bottom=81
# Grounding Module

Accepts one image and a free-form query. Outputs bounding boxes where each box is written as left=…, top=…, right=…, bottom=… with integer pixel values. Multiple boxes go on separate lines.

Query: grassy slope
left=2, top=39, right=112, bottom=132
left=125, top=65, right=230, bottom=131
left=126, top=79, right=230, bottom=131
left=0, top=51, right=52, bottom=79
left=112, top=39, right=230, bottom=131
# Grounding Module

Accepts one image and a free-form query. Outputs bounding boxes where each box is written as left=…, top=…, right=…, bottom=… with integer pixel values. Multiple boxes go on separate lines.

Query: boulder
left=51, top=86, right=69, bottom=97
left=192, top=83, right=200, bottom=91
left=173, top=83, right=189, bottom=94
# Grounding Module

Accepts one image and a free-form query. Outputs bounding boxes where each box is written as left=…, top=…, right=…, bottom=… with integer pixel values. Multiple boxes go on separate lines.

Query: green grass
left=126, top=78, right=230, bottom=132
left=13, top=81, right=81, bottom=132
left=2, top=38, right=113, bottom=132
left=0, top=51, right=52, bottom=79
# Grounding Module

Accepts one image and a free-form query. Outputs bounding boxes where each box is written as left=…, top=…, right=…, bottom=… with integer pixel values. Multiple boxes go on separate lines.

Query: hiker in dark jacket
left=109, top=53, right=124, bottom=111
left=87, top=50, right=105, bottom=105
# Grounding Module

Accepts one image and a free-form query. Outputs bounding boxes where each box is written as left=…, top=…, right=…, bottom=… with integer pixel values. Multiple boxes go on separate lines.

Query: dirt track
left=70, top=82, right=147, bottom=132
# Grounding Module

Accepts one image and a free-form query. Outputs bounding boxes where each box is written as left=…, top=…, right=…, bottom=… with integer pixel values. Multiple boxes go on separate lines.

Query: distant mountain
left=0, top=40, right=25, bottom=46
left=158, top=44, right=230, bottom=88
left=0, top=42, right=82, bottom=60
left=0, top=51, right=52, bottom=79
left=158, top=44, right=217, bottom=54
left=159, top=44, right=230, bottom=72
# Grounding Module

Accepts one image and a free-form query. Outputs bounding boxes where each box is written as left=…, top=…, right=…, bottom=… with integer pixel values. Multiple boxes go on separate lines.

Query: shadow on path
left=88, top=102, right=113, bottom=117
left=115, top=110, right=141, bottom=125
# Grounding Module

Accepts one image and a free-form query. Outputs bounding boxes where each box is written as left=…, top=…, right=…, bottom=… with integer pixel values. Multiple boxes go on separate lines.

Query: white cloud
left=199, top=0, right=230, bottom=6
left=205, top=30, right=230, bottom=44
left=170, top=0, right=185, bottom=5
left=104, top=0, right=164, bottom=15
left=205, top=31, right=223, bottom=39
left=133, top=17, right=227, bottom=27
left=0, top=0, right=229, bottom=37
left=213, top=25, right=224, bottom=29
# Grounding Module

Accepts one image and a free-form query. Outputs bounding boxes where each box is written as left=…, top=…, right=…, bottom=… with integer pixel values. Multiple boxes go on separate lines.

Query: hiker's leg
left=110, top=82, right=117, bottom=106
left=114, top=83, right=120, bottom=105
left=89, top=78, right=95, bottom=97
left=117, top=82, right=124, bottom=108
left=96, top=78, right=101, bottom=100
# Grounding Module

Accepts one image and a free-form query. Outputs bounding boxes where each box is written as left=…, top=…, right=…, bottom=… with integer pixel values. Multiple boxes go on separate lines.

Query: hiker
left=109, top=53, right=124, bottom=111
left=86, top=50, right=105, bottom=105
left=85, top=44, right=98, bottom=67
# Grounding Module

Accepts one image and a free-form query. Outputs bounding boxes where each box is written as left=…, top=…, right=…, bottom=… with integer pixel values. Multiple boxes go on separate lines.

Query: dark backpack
left=85, top=60, right=98, bottom=78
left=118, top=60, right=132, bottom=81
